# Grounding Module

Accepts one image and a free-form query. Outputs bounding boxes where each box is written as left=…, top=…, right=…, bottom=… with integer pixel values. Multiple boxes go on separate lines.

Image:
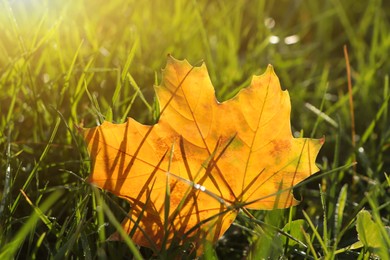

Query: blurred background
left=0, top=0, right=389, bottom=258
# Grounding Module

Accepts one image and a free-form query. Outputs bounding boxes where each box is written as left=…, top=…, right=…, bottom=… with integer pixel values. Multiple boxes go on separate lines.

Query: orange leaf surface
left=83, top=56, right=324, bottom=252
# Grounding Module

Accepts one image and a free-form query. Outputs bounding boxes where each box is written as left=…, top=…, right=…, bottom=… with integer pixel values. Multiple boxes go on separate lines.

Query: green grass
left=0, top=0, right=389, bottom=259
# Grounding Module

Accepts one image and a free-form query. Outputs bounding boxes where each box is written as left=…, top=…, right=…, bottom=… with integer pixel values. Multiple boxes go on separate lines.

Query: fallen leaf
left=83, top=55, right=323, bottom=252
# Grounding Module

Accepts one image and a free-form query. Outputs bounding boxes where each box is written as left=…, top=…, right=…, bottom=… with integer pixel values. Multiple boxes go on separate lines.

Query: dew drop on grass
left=264, top=17, right=275, bottom=29
left=284, top=35, right=300, bottom=45
left=269, top=35, right=280, bottom=44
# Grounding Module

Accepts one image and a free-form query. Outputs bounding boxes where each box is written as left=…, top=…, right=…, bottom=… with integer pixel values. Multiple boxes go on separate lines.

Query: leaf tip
left=263, top=64, right=278, bottom=79
left=266, top=64, right=274, bottom=71
left=320, top=136, right=326, bottom=145
left=166, top=53, right=174, bottom=61
left=165, top=54, right=206, bottom=70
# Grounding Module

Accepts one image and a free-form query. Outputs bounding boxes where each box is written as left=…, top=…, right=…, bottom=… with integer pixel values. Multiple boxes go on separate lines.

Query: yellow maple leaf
left=83, top=55, right=324, bottom=252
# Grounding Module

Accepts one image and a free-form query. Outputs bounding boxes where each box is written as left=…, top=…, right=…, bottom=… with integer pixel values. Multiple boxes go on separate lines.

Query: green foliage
left=356, top=210, right=390, bottom=260
left=281, top=219, right=308, bottom=248
left=0, top=0, right=389, bottom=259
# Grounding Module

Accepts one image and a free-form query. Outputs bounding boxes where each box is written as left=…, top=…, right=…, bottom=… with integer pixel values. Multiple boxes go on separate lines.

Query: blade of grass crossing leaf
left=167, top=169, right=227, bottom=207
left=183, top=208, right=232, bottom=241
left=172, top=139, right=240, bottom=238
left=101, top=201, right=143, bottom=260
left=10, top=117, right=61, bottom=214
left=0, top=190, right=64, bottom=259
left=162, top=143, right=175, bottom=251
left=131, top=190, right=160, bottom=253
left=167, top=135, right=237, bottom=214
left=167, top=168, right=230, bottom=242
